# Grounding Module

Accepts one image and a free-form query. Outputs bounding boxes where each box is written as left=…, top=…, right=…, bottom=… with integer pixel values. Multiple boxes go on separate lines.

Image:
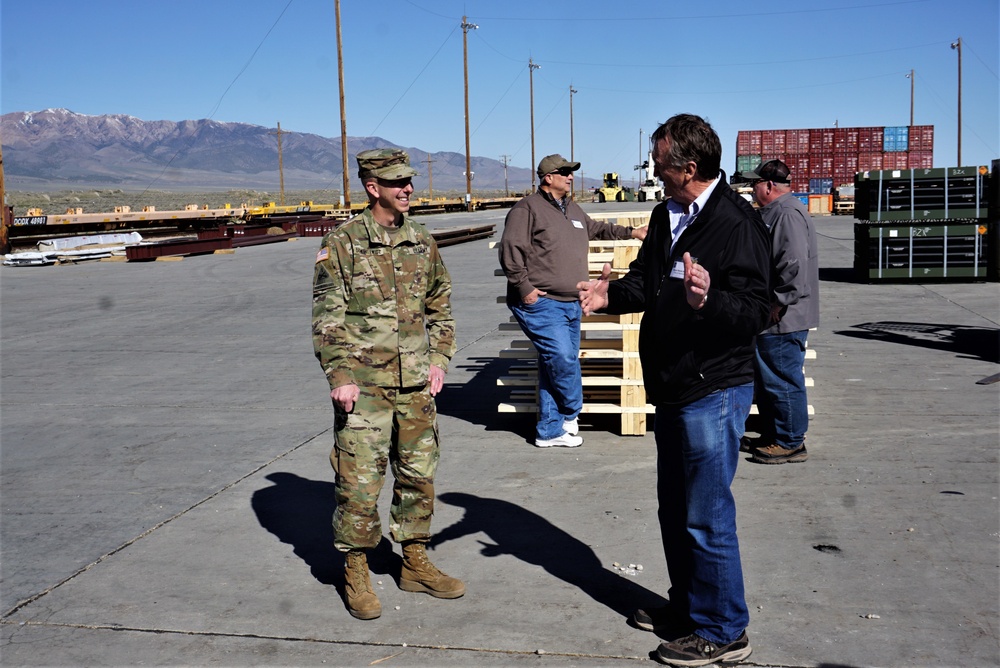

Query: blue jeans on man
left=510, top=297, right=583, bottom=441
left=654, top=383, right=753, bottom=645
left=754, top=330, right=809, bottom=449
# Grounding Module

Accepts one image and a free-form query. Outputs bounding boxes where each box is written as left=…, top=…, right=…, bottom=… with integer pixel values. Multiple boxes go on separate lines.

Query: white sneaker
left=563, top=418, right=579, bottom=435
left=535, top=433, right=583, bottom=448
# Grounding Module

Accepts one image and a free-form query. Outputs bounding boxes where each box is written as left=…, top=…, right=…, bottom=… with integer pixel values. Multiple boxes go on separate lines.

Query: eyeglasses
left=550, top=168, right=575, bottom=177
left=376, top=177, right=413, bottom=188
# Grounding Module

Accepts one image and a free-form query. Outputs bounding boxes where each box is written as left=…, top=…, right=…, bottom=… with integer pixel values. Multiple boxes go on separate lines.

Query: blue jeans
left=755, top=330, right=809, bottom=449
left=510, top=298, right=583, bottom=440
left=654, top=383, right=753, bottom=645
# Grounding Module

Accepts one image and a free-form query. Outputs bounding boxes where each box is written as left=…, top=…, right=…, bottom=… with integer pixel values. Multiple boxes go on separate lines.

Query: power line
left=467, top=0, right=930, bottom=21
left=368, top=24, right=459, bottom=137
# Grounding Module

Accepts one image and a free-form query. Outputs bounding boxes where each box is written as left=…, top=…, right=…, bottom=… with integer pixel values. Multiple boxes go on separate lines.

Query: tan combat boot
left=399, top=542, right=466, bottom=599
left=343, top=550, right=381, bottom=619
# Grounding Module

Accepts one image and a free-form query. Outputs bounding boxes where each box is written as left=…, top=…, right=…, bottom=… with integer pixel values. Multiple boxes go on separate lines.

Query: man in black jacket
left=579, top=114, right=770, bottom=667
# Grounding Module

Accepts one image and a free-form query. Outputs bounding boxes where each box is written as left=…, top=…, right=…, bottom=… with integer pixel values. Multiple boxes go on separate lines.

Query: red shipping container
left=787, top=129, right=810, bottom=153
left=882, top=152, right=908, bottom=170
left=788, top=154, right=810, bottom=180
left=821, top=130, right=835, bottom=151
left=737, top=131, right=750, bottom=155
left=910, top=150, right=933, bottom=169
left=908, top=125, right=934, bottom=151
left=845, top=129, right=859, bottom=153
left=792, top=179, right=809, bottom=194
left=857, top=152, right=883, bottom=172
left=749, top=131, right=762, bottom=154
left=834, top=129, right=847, bottom=151
left=809, top=154, right=833, bottom=178
left=858, top=128, right=873, bottom=152
left=774, top=131, right=786, bottom=154
left=762, top=132, right=774, bottom=154
left=809, top=129, right=824, bottom=153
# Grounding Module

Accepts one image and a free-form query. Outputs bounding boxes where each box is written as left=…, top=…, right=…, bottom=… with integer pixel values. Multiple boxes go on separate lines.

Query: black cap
left=744, top=159, right=791, bottom=184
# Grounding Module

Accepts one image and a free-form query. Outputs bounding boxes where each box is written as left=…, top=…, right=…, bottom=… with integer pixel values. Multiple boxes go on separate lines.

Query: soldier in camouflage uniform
left=312, top=148, right=464, bottom=620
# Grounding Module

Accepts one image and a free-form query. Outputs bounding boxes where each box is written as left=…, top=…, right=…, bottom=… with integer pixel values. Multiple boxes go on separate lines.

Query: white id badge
left=669, top=260, right=685, bottom=279
left=571, top=219, right=585, bottom=229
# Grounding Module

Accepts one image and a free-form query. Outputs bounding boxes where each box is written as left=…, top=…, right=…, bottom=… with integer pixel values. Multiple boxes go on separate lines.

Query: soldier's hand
left=331, top=383, right=360, bottom=412
left=429, top=364, right=445, bottom=397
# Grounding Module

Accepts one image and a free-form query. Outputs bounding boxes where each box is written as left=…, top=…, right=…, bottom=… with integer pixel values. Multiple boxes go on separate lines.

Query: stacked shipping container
left=735, top=125, right=934, bottom=195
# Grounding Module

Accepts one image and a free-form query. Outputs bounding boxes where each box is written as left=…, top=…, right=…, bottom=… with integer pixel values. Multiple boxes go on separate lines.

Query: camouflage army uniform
left=312, top=207, right=456, bottom=552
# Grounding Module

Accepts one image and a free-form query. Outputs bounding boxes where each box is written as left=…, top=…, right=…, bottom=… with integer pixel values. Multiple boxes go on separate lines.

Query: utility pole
left=424, top=155, right=436, bottom=200
left=529, top=58, right=540, bottom=191
left=335, top=0, right=350, bottom=208
left=569, top=84, right=577, bottom=199
left=462, top=16, right=478, bottom=211
left=951, top=37, right=962, bottom=165
left=271, top=122, right=288, bottom=206
left=0, top=140, right=8, bottom=255
left=906, top=69, right=914, bottom=126
left=500, top=154, right=510, bottom=197
left=638, top=128, right=644, bottom=184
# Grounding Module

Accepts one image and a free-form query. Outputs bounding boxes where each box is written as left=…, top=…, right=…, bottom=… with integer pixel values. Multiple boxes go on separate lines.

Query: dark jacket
left=605, top=175, right=771, bottom=406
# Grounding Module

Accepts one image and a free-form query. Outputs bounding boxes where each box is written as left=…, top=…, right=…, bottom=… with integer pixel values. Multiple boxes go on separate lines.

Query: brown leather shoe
left=344, top=550, right=381, bottom=619
left=750, top=443, right=808, bottom=464
left=400, top=542, right=466, bottom=599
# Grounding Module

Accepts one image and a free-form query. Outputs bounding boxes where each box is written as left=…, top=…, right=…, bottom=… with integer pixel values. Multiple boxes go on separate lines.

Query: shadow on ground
left=435, top=492, right=666, bottom=619
left=437, top=355, right=536, bottom=438
left=836, top=321, right=1000, bottom=364
left=818, top=266, right=859, bottom=283
left=250, top=472, right=400, bottom=589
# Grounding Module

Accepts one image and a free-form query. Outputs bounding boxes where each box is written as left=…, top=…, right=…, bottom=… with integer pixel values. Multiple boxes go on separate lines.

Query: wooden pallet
left=494, top=216, right=814, bottom=436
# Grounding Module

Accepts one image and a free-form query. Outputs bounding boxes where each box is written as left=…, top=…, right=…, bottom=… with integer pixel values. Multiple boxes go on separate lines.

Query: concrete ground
left=2, top=203, right=997, bottom=667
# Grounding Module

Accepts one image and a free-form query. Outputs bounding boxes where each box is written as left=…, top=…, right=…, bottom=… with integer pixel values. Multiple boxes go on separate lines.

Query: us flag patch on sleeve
left=316, top=247, right=329, bottom=263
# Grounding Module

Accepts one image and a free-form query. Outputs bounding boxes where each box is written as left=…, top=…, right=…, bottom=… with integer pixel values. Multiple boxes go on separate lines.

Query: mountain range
left=1, top=109, right=536, bottom=193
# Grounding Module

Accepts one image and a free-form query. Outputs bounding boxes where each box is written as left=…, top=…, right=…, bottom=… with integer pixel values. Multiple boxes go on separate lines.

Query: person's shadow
left=434, top=491, right=666, bottom=619
left=250, top=472, right=400, bottom=589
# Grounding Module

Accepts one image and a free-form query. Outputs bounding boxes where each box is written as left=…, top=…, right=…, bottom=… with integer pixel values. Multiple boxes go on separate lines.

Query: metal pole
left=462, top=17, right=478, bottom=211
left=951, top=38, right=962, bottom=165
left=529, top=58, right=540, bottom=191
left=908, top=69, right=914, bottom=126
left=335, top=0, right=350, bottom=208
left=569, top=85, right=576, bottom=199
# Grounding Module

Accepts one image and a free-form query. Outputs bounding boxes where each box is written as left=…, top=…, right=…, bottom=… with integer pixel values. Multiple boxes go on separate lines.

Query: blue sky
left=2, top=0, right=998, bottom=188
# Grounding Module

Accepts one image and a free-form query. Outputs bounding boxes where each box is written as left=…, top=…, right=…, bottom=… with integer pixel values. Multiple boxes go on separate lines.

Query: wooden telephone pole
left=0, top=140, right=9, bottom=255
left=499, top=154, right=510, bottom=197
left=462, top=16, right=478, bottom=212
left=335, top=0, right=351, bottom=208
left=424, top=155, right=436, bottom=200
left=271, top=122, right=288, bottom=206
left=529, top=58, right=540, bottom=191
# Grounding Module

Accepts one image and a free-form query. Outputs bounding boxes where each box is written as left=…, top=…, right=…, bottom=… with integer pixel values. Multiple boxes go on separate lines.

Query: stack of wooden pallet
left=495, top=214, right=652, bottom=435
left=494, top=213, right=814, bottom=436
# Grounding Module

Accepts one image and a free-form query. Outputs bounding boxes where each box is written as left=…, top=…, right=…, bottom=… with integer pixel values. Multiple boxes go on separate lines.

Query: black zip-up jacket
left=604, top=174, right=771, bottom=406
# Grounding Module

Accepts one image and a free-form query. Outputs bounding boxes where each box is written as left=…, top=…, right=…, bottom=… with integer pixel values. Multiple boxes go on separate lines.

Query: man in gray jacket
left=742, top=159, right=819, bottom=464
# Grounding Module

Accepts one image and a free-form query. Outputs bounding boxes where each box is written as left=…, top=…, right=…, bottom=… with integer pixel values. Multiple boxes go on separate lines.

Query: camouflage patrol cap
left=357, top=148, right=419, bottom=180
